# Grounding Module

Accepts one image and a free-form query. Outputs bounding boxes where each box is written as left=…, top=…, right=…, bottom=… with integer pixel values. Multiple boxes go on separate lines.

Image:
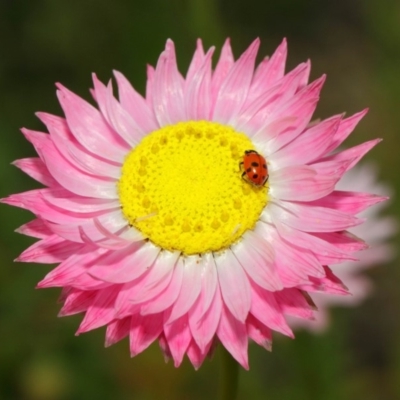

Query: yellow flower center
left=118, top=121, right=268, bottom=255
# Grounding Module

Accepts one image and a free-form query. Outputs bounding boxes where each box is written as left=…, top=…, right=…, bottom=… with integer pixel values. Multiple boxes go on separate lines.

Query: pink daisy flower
left=4, top=38, right=386, bottom=369
left=289, top=163, right=396, bottom=332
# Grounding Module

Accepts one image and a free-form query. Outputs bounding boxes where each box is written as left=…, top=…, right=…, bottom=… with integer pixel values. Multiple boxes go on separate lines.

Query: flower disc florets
left=118, top=121, right=267, bottom=254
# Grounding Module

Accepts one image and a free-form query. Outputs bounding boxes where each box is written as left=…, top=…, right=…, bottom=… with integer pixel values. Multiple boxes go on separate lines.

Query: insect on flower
left=240, top=150, right=269, bottom=187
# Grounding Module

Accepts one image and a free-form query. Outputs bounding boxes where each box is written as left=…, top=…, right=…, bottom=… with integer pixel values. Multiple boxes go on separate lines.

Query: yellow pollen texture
left=118, top=121, right=268, bottom=255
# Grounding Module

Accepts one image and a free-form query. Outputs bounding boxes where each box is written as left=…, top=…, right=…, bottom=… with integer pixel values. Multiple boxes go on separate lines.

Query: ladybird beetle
left=240, top=150, right=269, bottom=187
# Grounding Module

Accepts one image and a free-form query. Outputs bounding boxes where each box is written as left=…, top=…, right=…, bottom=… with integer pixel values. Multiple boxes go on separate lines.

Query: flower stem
left=219, top=346, right=239, bottom=400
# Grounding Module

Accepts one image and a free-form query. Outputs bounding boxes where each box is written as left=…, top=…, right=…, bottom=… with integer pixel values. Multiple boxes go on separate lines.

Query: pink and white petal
left=214, top=249, right=251, bottom=323
left=88, top=241, right=160, bottom=284
left=313, top=231, right=367, bottom=253
left=140, top=257, right=185, bottom=315
left=273, top=234, right=324, bottom=280
left=4, top=189, right=119, bottom=227
left=129, top=250, right=180, bottom=304
left=167, top=255, right=202, bottom=323
left=249, top=38, right=287, bottom=99
left=184, top=48, right=213, bottom=120
left=13, top=158, right=59, bottom=187
left=16, top=234, right=84, bottom=264
left=211, top=38, right=234, bottom=104
left=152, top=40, right=185, bottom=126
left=231, top=232, right=283, bottom=291
left=76, top=286, right=121, bottom=333
left=41, top=190, right=120, bottom=214
left=39, top=138, right=118, bottom=199
left=299, top=266, right=350, bottom=296
left=310, top=190, right=387, bottom=215
left=217, top=305, right=249, bottom=370
left=270, top=164, right=345, bottom=202
left=163, top=314, right=192, bottom=367
left=113, top=70, right=158, bottom=133
left=273, top=219, right=358, bottom=264
left=189, top=283, right=222, bottom=352
left=129, top=312, right=164, bottom=356
left=237, top=62, right=308, bottom=135
left=275, top=289, right=315, bottom=320
left=212, top=39, right=260, bottom=124
left=319, top=139, right=382, bottom=173
left=104, top=82, right=145, bottom=146
left=185, top=253, right=218, bottom=324
left=56, top=84, right=129, bottom=161
left=58, top=289, right=97, bottom=317
left=250, top=283, right=293, bottom=337
left=46, top=210, right=129, bottom=243
left=325, top=109, right=368, bottom=153
left=105, top=317, right=131, bottom=347
left=246, top=314, right=273, bottom=351
left=37, top=112, right=122, bottom=180
left=266, top=200, right=363, bottom=233
left=186, top=39, right=206, bottom=83
left=145, top=64, right=155, bottom=106
left=271, top=115, right=341, bottom=168
left=187, top=340, right=212, bottom=370
left=37, top=246, right=107, bottom=288
left=15, top=218, right=53, bottom=239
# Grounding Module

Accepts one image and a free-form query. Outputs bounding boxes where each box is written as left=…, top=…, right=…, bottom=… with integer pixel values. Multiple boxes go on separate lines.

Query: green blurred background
left=0, top=1, right=399, bottom=399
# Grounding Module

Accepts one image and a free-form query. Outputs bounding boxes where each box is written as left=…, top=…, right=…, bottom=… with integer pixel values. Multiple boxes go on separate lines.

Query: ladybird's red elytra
left=240, top=150, right=269, bottom=187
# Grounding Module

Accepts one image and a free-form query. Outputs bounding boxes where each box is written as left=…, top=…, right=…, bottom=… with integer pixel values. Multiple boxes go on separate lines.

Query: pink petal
left=129, top=312, right=164, bottom=356
left=250, top=283, right=293, bottom=337
left=217, top=305, right=249, bottom=370
left=113, top=70, right=158, bottom=133
left=13, top=157, right=58, bottom=187
left=15, top=218, right=53, bottom=239
left=215, top=249, right=251, bottom=323
left=212, top=38, right=260, bottom=124
left=56, top=84, right=129, bottom=161
left=16, top=234, right=83, bottom=263
left=167, top=255, right=202, bottom=323
left=271, top=114, right=341, bottom=167
left=310, top=190, right=388, bottom=215
left=320, top=139, right=382, bottom=172
left=211, top=38, right=234, bottom=105
left=237, top=62, right=308, bottom=135
left=267, top=200, right=363, bottom=232
left=250, top=38, right=288, bottom=99
left=140, top=257, right=185, bottom=315
left=105, top=317, right=131, bottom=347
left=58, top=289, right=97, bottom=317
left=273, top=219, right=358, bottom=264
left=26, top=132, right=118, bottom=199
left=231, top=231, right=283, bottom=291
left=189, top=283, right=222, bottom=352
left=270, top=162, right=348, bottom=202
left=186, top=339, right=212, bottom=370
left=164, top=313, right=192, bottom=367
left=184, top=47, right=214, bottom=120
left=325, top=109, right=368, bottom=153
left=246, top=314, right=272, bottom=351
left=76, top=286, right=121, bottom=333
left=129, top=250, right=180, bottom=304
left=275, top=289, right=315, bottom=320
left=88, top=241, right=160, bottom=283
left=299, top=266, right=350, bottom=295
left=152, top=39, right=185, bottom=126
left=37, top=112, right=122, bottom=180
left=186, top=39, right=206, bottom=83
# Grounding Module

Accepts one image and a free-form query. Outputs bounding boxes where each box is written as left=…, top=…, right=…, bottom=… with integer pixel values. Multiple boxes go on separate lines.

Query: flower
left=288, top=163, right=396, bottom=332
left=4, top=38, right=385, bottom=370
